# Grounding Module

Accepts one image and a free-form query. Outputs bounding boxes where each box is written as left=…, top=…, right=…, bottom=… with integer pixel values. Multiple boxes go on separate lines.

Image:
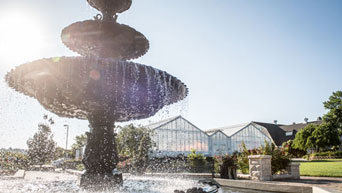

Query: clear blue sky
left=0, top=0, right=341, bottom=149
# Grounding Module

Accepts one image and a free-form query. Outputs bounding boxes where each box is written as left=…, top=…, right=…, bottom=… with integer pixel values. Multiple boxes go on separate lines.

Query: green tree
left=312, top=123, right=340, bottom=151
left=71, top=134, right=87, bottom=158
left=116, top=124, right=154, bottom=174
left=27, top=115, right=56, bottom=166
left=323, top=91, right=342, bottom=148
left=293, top=124, right=317, bottom=152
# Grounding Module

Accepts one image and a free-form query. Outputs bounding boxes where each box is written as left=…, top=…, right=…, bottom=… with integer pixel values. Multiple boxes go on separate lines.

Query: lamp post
left=64, top=124, right=69, bottom=158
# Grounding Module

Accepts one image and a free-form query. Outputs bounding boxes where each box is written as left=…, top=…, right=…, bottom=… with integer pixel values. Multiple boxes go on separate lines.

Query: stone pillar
left=80, top=112, right=123, bottom=189
left=248, top=155, right=272, bottom=181
left=286, top=162, right=300, bottom=179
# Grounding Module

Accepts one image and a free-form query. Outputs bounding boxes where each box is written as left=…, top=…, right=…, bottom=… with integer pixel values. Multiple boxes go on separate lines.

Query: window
left=286, top=131, right=293, bottom=136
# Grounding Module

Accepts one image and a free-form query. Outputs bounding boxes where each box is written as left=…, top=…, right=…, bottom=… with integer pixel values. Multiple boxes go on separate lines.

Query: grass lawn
left=299, top=159, right=342, bottom=177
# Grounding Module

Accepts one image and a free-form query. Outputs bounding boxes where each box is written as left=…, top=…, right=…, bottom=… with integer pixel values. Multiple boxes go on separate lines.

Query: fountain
left=5, top=0, right=188, bottom=189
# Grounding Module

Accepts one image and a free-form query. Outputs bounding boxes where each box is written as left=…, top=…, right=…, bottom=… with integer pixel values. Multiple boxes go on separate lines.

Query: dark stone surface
left=62, top=20, right=149, bottom=60
left=5, top=57, right=188, bottom=122
left=80, top=112, right=122, bottom=188
left=174, top=187, right=206, bottom=193
left=87, top=0, right=132, bottom=19
left=82, top=112, right=118, bottom=174
left=80, top=172, right=123, bottom=189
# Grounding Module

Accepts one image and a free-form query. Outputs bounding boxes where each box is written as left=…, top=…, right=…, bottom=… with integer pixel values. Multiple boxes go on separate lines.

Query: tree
left=323, top=91, right=342, bottom=147
left=293, top=123, right=340, bottom=152
left=116, top=124, right=154, bottom=174
left=71, top=134, right=87, bottom=158
left=293, top=124, right=316, bottom=152
left=312, top=123, right=340, bottom=151
left=27, top=115, right=56, bottom=166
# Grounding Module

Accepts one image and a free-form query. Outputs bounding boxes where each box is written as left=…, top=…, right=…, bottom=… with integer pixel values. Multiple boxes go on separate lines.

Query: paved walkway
left=275, top=176, right=342, bottom=192
left=24, top=171, right=78, bottom=181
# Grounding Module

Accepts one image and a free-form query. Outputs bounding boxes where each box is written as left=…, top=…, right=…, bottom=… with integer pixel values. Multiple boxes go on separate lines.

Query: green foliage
left=311, top=151, right=342, bottom=158
left=27, top=115, right=56, bottom=166
left=323, top=91, right=342, bottom=137
left=71, top=134, right=87, bottom=151
left=293, top=124, right=317, bottom=151
left=61, top=159, right=83, bottom=170
left=116, top=124, right=154, bottom=174
left=76, top=163, right=85, bottom=171
left=219, top=154, right=238, bottom=179
left=187, top=149, right=206, bottom=173
left=282, top=140, right=307, bottom=158
left=237, top=141, right=290, bottom=174
left=312, top=123, right=340, bottom=151
left=70, top=134, right=87, bottom=159
left=0, top=151, right=29, bottom=175
left=292, top=91, right=342, bottom=152
left=294, top=123, right=340, bottom=152
left=271, top=145, right=290, bottom=174
left=237, top=142, right=249, bottom=174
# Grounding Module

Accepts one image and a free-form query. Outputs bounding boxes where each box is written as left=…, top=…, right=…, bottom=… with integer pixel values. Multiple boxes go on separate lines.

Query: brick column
left=286, top=162, right=300, bottom=179
left=248, top=155, right=272, bottom=181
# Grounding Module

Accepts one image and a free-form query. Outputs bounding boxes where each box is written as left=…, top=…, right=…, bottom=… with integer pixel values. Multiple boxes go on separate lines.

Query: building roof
left=279, top=120, right=322, bottom=132
left=145, top=116, right=181, bottom=130
left=206, top=123, right=250, bottom=137
left=252, top=122, right=288, bottom=146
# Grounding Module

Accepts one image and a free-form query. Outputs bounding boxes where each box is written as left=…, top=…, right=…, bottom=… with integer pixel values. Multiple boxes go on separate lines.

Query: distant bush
left=0, top=151, right=29, bottom=175
left=188, top=149, right=207, bottom=173
left=310, top=151, right=342, bottom=160
left=76, top=163, right=85, bottom=171
left=61, top=159, right=82, bottom=170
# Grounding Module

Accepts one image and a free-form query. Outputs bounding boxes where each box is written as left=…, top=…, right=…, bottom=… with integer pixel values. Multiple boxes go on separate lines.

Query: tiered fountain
left=5, top=0, right=188, bottom=189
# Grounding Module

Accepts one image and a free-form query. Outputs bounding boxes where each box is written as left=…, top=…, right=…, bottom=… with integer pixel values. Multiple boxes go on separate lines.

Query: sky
left=0, top=0, right=341, bottom=149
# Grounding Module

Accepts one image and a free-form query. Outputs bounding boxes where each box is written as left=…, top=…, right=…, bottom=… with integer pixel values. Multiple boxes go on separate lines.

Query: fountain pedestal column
left=80, top=112, right=123, bottom=188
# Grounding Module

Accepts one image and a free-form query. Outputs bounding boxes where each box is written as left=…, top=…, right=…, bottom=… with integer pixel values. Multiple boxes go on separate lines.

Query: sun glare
left=0, top=12, right=45, bottom=64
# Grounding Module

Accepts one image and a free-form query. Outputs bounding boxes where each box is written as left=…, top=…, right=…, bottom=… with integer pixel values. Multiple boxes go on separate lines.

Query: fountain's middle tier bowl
left=62, top=20, right=149, bottom=60
left=6, top=57, right=188, bottom=121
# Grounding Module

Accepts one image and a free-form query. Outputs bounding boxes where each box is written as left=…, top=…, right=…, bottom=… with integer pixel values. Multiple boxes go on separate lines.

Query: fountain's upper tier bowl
left=6, top=57, right=188, bottom=121
left=87, top=0, right=132, bottom=15
left=62, top=20, right=149, bottom=60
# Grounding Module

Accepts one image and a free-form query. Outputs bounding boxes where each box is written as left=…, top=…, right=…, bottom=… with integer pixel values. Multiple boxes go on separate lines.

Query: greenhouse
left=147, top=116, right=289, bottom=157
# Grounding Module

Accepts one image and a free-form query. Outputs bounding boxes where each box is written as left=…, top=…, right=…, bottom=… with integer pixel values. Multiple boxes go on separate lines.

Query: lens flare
left=0, top=11, right=45, bottom=64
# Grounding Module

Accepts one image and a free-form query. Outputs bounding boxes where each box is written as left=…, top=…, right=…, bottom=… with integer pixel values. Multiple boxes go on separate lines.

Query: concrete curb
left=12, top=170, right=25, bottom=179
left=313, top=186, right=340, bottom=193
left=214, top=178, right=313, bottom=193
left=65, top=169, right=83, bottom=176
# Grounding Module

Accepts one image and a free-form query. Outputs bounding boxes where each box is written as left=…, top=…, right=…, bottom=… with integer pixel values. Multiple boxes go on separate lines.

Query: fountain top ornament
left=6, top=0, right=188, bottom=122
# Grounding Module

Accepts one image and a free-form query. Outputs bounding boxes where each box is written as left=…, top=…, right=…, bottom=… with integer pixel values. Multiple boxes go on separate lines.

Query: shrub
left=282, top=140, right=307, bottom=158
left=271, top=146, right=290, bottom=174
left=188, top=149, right=206, bottom=173
left=61, top=159, right=82, bottom=170
left=236, top=141, right=290, bottom=175
left=76, top=164, right=85, bottom=171
left=220, top=154, right=238, bottom=179
left=237, top=143, right=249, bottom=174
left=0, top=151, right=29, bottom=175
left=310, top=151, right=342, bottom=159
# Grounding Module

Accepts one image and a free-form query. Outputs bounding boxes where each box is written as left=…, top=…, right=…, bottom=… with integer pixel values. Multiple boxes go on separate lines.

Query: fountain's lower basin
left=0, top=172, right=273, bottom=193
